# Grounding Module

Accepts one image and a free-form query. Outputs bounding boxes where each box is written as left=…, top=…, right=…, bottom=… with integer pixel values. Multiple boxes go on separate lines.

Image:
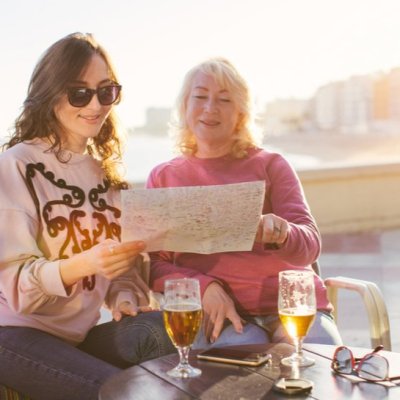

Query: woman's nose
left=204, top=98, right=218, bottom=113
left=86, top=92, right=103, bottom=109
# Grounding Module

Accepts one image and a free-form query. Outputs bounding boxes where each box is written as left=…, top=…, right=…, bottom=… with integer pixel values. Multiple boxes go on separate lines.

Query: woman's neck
left=195, top=141, right=232, bottom=159
left=62, top=138, right=89, bottom=154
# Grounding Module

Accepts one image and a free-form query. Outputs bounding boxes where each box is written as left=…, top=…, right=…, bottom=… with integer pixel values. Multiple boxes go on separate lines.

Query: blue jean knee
left=79, top=311, right=176, bottom=368
left=192, top=322, right=270, bottom=350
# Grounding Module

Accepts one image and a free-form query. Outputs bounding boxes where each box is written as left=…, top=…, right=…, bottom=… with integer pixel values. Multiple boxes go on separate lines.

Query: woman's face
left=185, top=71, right=241, bottom=156
left=54, top=54, right=114, bottom=153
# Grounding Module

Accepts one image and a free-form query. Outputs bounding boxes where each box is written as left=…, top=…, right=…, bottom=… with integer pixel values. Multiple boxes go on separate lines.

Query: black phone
left=197, top=347, right=272, bottom=366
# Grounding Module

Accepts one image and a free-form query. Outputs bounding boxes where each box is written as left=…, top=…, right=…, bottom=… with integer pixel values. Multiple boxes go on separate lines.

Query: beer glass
left=163, top=278, right=203, bottom=378
left=278, top=270, right=316, bottom=367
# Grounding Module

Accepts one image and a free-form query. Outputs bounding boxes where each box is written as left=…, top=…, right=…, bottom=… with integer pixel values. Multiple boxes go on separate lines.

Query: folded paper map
left=121, top=181, right=265, bottom=254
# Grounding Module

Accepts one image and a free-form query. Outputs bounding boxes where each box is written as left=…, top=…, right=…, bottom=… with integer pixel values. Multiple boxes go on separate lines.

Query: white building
left=261, top=98, right=310, bottom=136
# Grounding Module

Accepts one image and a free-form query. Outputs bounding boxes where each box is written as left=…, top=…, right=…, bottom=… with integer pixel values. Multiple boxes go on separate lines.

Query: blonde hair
left=170, top=57, right=261, bottom=158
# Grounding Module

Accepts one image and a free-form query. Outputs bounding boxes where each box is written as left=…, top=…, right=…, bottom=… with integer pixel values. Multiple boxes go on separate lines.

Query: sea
left=123, top=133, right=320, bottom=185
left=0, top=133, right=320, bottom=184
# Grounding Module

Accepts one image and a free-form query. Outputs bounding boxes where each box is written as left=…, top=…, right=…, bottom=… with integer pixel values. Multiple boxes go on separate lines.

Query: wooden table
left=99, top=343, right=400, bottom=400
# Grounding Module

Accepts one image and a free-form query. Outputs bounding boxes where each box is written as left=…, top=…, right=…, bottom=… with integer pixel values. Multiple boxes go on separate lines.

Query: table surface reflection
left=99, top=343, right=400, bottom=400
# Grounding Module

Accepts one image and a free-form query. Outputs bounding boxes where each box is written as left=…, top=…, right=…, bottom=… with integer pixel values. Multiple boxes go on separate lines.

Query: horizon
left=1, top=0, right=400, bottom=137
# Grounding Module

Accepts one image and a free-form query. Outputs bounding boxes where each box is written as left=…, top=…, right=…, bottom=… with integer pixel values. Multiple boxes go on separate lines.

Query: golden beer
left=163, top=304, right=202, bottom=347
left=279, top=308, right=316, bottom=338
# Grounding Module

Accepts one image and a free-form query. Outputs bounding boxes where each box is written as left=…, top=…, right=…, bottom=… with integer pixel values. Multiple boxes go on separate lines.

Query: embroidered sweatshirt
left=0, top=139, right=135, bottom=344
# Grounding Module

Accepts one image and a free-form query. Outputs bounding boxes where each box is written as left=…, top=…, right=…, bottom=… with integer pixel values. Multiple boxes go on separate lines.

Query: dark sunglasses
left=331, top=345, right=400, bottom=383
left=67, top=84, right=122, bottom=107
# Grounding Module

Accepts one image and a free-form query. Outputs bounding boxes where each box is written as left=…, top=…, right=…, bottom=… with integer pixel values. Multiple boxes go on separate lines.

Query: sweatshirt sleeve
left=0, top=210, right=70, bottom=315
left=0, top=156, right=69, bottom=315
left=264, top=154, right=321, bottom=265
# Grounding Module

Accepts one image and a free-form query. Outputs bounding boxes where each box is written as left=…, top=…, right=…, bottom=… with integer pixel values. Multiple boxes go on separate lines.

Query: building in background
left=131, top=107, right=171, bottom=136
left=258, top=67, right=400, bottom=137
left=261, top=98, right=310, bottom=136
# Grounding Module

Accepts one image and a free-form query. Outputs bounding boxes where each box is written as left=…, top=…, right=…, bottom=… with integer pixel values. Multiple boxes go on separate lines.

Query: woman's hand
left=112, top=266, right=153, bottom=321
left=88, top=239, right=146, bottom=280
left=256, top=214, right=289, bottom=245
left=202, top=282, right=243, bottom=343
left=112, top=300, right=153, bottom=321
left=59, top=239, right=146, bottom=287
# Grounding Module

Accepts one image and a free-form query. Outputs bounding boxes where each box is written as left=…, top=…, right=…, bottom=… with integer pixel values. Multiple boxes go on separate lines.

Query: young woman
left=0, top=33, right=174, bottom=400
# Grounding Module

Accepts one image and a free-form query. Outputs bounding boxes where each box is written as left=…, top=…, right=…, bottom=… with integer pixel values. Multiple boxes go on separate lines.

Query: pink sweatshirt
left=147, top=147, right=331, bottom=315
left=0, top=139, right=137, bottom=344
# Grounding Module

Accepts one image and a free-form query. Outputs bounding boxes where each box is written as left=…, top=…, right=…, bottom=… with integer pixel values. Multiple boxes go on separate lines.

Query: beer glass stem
left=285, top=336, right=314, bottom=367
left=293, top=336, right=304, bottom=359
left=177, top=346, right=191, bottom=370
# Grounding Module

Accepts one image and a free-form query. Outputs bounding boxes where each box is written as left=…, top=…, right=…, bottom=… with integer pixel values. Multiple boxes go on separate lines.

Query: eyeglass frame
left=331, top=345, right=400, bottom=383
left=66, top=84, right=122, bottom=108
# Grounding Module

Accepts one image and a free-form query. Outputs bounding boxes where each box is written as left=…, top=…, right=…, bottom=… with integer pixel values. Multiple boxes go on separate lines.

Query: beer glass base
left=167, top=365, right=202, bottom=378
left=281, top=354, right=315, bottom=368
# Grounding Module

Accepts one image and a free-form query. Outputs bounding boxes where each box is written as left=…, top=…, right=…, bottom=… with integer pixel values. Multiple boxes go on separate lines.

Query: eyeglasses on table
left=331, top=345, right=400, bottom=384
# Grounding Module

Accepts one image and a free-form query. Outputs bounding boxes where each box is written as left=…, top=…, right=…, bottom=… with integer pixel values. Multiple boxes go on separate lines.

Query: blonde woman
left=147, top=58, right=342, bottom=349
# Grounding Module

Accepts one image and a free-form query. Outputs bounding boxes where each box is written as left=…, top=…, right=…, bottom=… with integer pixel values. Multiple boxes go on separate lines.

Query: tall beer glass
left=278, top=270, right=316, bottom=367
left=163, top=278, right=203, bottom=378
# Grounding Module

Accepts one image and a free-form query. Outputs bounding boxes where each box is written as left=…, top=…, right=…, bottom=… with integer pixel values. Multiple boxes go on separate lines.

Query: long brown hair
left=3, top=32, right=127, bottom=188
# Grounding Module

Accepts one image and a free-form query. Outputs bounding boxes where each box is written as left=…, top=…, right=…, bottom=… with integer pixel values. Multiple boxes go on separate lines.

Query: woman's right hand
left=59, top=239, right=146, bottom=287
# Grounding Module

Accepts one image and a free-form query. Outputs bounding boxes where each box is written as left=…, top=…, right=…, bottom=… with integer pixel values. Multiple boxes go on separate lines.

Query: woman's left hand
left=256, top=213, right=289, bottom=245
left=112, top=268, right=153, bottom=321
left=202, top=282, right=243, bottom=343
left=112, top=300, right=152, bottom=321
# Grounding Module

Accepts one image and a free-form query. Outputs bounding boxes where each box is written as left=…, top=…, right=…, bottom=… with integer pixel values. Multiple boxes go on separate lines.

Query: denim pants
left=0, top=311, right=175, bottom=400
left=192, top=311, right=343, bottom=350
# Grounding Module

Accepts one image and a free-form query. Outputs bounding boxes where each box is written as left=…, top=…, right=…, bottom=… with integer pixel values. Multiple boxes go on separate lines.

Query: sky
left=1, top=0, right=400, bottom=138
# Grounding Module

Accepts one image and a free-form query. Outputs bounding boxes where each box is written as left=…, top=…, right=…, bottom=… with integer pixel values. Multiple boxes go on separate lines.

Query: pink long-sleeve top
left=0, top=139, right=138, bottom=344
left=147, top=147, right=331, bottom=315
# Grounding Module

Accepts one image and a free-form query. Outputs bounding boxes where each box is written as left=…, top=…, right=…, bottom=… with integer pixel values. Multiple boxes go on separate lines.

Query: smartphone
left=197, top=347, right=272, bottom=366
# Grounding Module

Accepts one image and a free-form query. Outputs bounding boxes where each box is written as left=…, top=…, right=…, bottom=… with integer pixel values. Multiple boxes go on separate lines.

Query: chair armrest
left=324, top=276, right=391, bottom=350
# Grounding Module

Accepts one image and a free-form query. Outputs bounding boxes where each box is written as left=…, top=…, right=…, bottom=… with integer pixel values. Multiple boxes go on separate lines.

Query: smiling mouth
left=81, top=115, right=101, bottom=122
left=201, top=120, right=220, bottom=126
left=81, top=115, right=101, bottom=124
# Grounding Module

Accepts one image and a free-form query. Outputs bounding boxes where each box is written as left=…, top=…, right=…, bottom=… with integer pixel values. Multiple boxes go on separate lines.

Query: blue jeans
left=192, top=311, right=343, bottom=350
left=0, top=311, right=175, bottom=400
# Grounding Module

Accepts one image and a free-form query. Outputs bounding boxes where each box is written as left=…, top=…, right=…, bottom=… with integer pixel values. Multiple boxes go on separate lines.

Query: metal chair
left=312, top=261, right=392, bottom=351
